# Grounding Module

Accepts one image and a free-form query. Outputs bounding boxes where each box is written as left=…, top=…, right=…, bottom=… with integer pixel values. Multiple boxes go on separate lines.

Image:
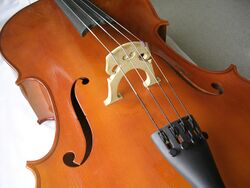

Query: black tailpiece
left=151, top=115, right=225, bottom=188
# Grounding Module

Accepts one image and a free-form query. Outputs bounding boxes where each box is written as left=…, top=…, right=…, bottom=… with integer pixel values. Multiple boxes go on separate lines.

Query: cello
left=1, top=0, right=250, bottom=187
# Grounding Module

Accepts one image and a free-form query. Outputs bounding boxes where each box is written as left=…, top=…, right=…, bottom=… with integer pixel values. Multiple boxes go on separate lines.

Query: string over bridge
left=104, top=41, right=159, bottom=106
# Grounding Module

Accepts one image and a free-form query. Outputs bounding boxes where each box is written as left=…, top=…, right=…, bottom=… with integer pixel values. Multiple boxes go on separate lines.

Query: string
left=77, top=0, right=188, bottom=127
left=72, top=0, right=174, bottom=126
left=80, top=0, right=192, bottom=122
left=61, top=0, right=161, bottom=130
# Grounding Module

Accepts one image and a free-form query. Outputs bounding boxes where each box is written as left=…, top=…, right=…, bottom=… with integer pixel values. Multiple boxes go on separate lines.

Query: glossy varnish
left=1, top=0, right=250, bottom=187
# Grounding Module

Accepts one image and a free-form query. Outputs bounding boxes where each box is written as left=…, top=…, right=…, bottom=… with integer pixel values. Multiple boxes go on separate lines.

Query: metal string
left=61, top=0, right=161, bottom=130
left=72, top=0, right=174, bottom=126
left=77, top=0, right=187, bottom=125
left=80, top=0, right=192, bottom=121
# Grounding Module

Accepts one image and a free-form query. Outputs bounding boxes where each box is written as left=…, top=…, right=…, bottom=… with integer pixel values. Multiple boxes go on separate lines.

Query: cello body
left=1, top=0, right=250, bottom=187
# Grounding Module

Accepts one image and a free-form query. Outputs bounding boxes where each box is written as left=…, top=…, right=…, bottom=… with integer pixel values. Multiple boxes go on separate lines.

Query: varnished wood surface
left=1, top=0, right=250, bottom=187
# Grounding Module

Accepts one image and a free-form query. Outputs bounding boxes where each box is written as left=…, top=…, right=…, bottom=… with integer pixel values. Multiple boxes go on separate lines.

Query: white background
left=0, top=2, right=192, bottom=187
left=0, top=1, right=55, bottom=188
left=0, top=1, right=249, bottom=188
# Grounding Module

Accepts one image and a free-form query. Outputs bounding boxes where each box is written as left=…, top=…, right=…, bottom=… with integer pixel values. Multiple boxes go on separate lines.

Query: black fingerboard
left=56, top=0, right=114, bottom=36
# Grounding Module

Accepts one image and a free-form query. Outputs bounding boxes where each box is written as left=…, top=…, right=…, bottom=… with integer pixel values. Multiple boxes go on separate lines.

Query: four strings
left=63, top=0, right=192, bottom=130
left=73, top=0, right=174, bottom=127
left=76, top=0, right=192, bottom=126
left=61, top=0, right=160, bottom=129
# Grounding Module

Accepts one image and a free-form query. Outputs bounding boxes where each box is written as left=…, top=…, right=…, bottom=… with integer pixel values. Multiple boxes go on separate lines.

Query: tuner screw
left=169, top=148, right=179, bottom=157
left=202, top=132, right=209, bottom=139
left=181, top=141, right=190, bottom=150
left=192, top=135, right=200, bottom=144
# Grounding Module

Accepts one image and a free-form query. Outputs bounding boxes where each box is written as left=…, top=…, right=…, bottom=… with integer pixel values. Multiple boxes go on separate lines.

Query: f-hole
left=211, top=82, right=224, bottom=94
left=63, top=77, right=93, bottom=167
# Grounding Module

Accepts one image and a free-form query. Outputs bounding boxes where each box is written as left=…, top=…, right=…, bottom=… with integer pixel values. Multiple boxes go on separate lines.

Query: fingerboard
left=56, top=0, right=114, bottom=36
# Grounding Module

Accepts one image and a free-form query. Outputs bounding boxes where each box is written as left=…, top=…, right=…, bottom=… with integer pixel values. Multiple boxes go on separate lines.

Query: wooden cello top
left=1, top=0, right=250, bottom=187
